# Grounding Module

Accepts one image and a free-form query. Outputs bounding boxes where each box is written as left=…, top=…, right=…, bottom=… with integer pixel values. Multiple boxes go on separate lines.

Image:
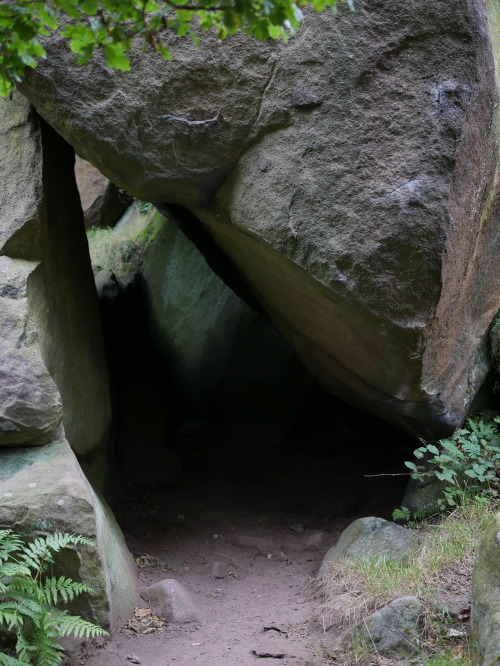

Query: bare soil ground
left=65, top=453, right=407, bottom=666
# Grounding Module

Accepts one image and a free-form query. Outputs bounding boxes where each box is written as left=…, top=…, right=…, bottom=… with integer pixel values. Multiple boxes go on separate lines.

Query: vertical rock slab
left=17, top=0, right=500, bottom=437
left=0, top=439, right=139, bottom=628
left=0, top=96, right=137, bottom=630
left=421, top=0, right=500, bottom=427
left=75, top=155, right=132, bottom=228
left=472, top=511, right=500, bottom=665
left=0, top=92, right=110, bottom=457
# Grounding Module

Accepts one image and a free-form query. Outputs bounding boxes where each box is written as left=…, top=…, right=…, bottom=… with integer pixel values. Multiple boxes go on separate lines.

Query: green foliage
left=0, top=530, right=108, bottom=666
left=404, top=417, right=500, bottom=511
left=392, top=505, right=426, bottom=527
left=0, top=0, right=355, bottom=95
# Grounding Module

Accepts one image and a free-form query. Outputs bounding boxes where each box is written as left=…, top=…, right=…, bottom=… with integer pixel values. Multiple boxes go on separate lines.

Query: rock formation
left=2, top=0, right=500, bottom=642
left=17, top=0, right=500, bottom=438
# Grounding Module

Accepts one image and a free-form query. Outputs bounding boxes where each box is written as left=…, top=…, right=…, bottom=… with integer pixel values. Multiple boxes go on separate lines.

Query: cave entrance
left=76, top=157, right=423, bottom=665
left=93, top=244, right=419, bottom=663
left=77, top=163, right=418, bottom=533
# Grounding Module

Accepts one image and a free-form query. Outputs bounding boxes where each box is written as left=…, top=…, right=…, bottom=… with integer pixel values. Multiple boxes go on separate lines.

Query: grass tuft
left=317, top=498, right=497, bottom=664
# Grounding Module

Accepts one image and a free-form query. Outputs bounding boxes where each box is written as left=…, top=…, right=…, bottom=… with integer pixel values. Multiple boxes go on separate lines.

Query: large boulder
left=18, top=1, right=500, bottom=438
left=0, top=92, right=110, bottom=459
left=0, top=438, right=139, bottom=628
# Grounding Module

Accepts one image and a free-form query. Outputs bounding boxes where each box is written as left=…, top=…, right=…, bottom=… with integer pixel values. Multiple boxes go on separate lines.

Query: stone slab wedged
left=17, top=0, right=500, bottom=438
left=75, top=155, right=131, bottom=229
left=0, top=438, right=139, bottom=629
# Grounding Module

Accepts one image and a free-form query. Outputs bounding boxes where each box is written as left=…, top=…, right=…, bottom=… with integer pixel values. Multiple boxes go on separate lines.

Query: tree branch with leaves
left=0, top=0, right=354, bottom=95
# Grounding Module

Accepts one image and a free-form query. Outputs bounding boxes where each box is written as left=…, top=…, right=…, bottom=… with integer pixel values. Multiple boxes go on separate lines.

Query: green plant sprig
left=404, top=417, right=500, bottom=511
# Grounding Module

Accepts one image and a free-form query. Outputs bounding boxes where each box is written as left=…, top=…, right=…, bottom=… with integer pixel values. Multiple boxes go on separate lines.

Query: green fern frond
left=33, top=646, right=62, bottom=666
left=0, top=598, right=44, bottom=625
left=18, top=553, right=45, bottom=574
left=0, top=530, right=23, bottom=547
left=2, top=590, right=44, bottom=612
left=5, top=579, right=39, bottom=599
left=0, top=529, right=106, bottom=665
left=17, top=533, right=93, bottom=574
left=15, top=633, right=38, bottom=665
left=0, top=562, right=31, bottom=578
left=42, top=576, right=93, bottom=606
left=54, top=611, right=108, bottom=639
left=0, top=652, right=31, bottom=665
left=19, top=539, right=53, bottom=572
left=15, top=614, right=62, bottom=666
left=34, top=649, right=62, bottom=666
left=0, top=608, right=25, bottom=630
left=43, top=533, right=93, bottom=552
left=29, top=619, right=64, bottom=665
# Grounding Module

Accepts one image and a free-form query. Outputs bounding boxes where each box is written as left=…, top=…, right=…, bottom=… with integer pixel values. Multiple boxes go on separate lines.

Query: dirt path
left=67, top=457, right=407, bottom=666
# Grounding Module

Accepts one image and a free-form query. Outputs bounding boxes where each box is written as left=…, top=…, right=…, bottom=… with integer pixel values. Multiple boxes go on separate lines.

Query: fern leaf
left=0, top=652, right=31, bottom=665
left=26, top=612, right=64, bottom=666
left=0, top=608, right=24, bottom=629
left=54, top=611, right=108, bottom=639
left=0, top=562, right=31, bottom=578
left=0, top=529, right=105, bottom=665
left=41, top=576, right=59, bottom=606
left=34, top=646, right=62, bottom=666
left=19, top=538, right=53, bottom=572
left=44, top=533, right=93, bottom=552
left=18, top=552, right=42, bottom=573
left=14, top=632, right=37, bottom=664
left=3, top=589, right=43, bottom=610
left=0, top=596, right=45, bottom=624
left=0, top=531, right=23, bottom=562
left=40, top=576, right=93, bottom=606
